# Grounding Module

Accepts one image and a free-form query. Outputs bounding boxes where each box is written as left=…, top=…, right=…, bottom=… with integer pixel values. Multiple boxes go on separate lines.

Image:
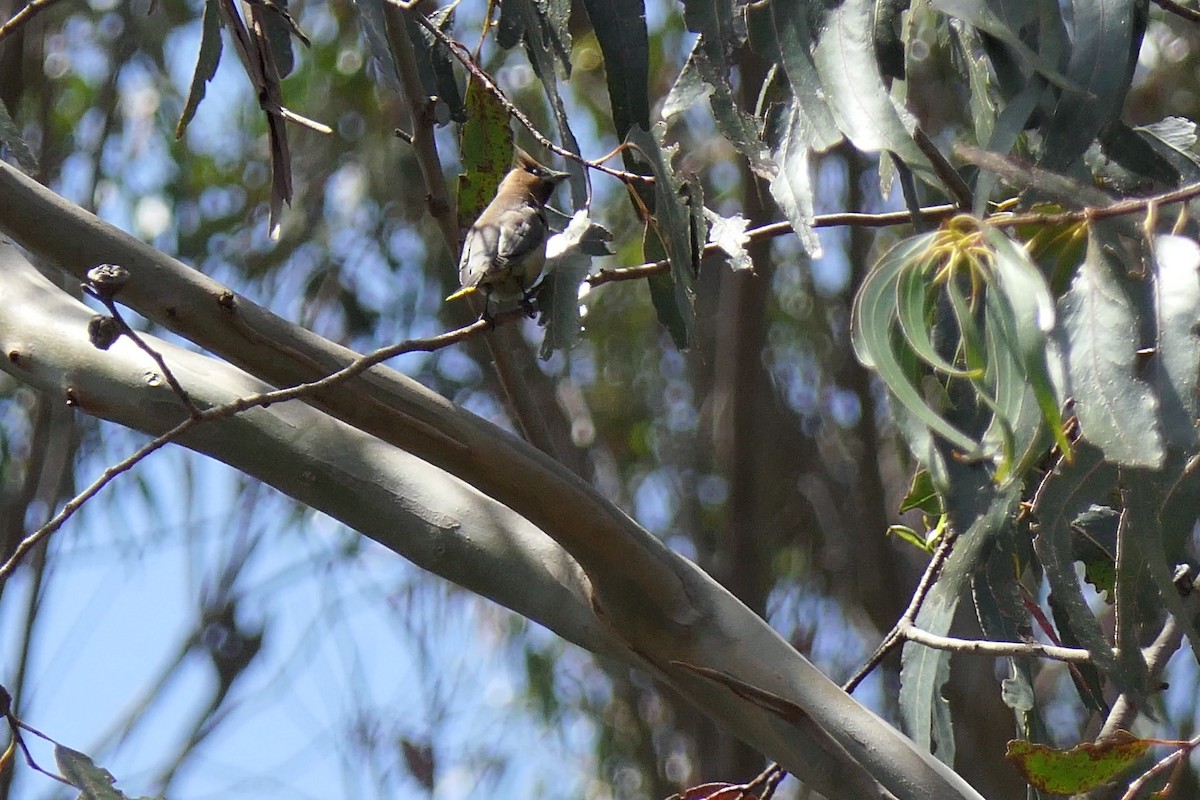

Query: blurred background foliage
left=2, top=0, right=1200, bottom=798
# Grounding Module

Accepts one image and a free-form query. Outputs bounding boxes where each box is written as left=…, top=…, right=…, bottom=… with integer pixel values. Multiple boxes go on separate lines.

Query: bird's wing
left=458, top=223, right=501, bottom=288
left=493, top=205, right=547, bottom=268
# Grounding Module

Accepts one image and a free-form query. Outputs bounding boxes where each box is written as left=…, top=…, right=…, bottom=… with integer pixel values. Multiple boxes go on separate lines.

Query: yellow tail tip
left=445, top=285, right=478, bottom=302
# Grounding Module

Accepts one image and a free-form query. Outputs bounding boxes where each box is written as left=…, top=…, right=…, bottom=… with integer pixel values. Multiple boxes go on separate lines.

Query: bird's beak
left=547, top=169, right=570, bottom=184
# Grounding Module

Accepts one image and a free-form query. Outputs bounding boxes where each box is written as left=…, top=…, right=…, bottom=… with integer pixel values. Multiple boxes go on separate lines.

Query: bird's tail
left=445, top=285, right=478, bottom=302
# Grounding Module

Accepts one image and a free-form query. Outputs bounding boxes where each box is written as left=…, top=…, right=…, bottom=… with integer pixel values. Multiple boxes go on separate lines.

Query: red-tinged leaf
left=673, top=782, right=759, bottom=800
left=1005, top=732, right=1150, bottom=793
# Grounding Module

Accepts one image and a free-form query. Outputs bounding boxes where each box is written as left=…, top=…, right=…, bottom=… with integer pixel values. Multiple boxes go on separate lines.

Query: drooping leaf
left=852, top=234, right=982, bottom=456
left=1057, top=230, right=1164, bottom=468
left=1039, top=0, right=1140, bottom=170
left=900, top=476, right=1021, bottom=763
left=352, top=0, right=401, bottom=92
left=456, top=80, right=513, bottom=235
left=495, top=0, right=588, bottom=205
left=764, top=102, right=823, bottom=257
left=176, top=0, right=224, bottom=139
left=579, top=0, right=650, bottom=139
left=405, top=5, right=466, bottom=124
left=258, top=0, right=297, bottom=78
left=931, top=0, right=1081, bottom=93
left=627, top=124, right=704, bottom=348
left=744, top=0, right=842, bottom=150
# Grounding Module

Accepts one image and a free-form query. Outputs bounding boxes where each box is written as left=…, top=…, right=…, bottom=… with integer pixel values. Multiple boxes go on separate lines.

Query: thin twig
left=843, top=529, right=959, bottom=692
left=1152, top=0, right=1200, bottom=23
left=401, top=4, right=648, bottom=185
left=587, top=204, right=959, bottom=287
left=1119, top=733, right=1200, bottom=800
left=913, top=127, right=974, bottom=210
left=740, top=763, right=786, bottom=800
left=84, top=287, right=202, bottom=419
left=0, top=0, right=62, bottom=45
left=899, top=625, right=1094, bottom=663
left=0, top=311, right=520, bottom=583
left=992, top=179, right=1200, bottom=228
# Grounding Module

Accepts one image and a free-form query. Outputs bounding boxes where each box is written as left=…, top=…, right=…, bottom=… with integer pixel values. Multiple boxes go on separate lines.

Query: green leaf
left=745, top=0, right=842, bottom=150
left=645, top=224, right=691, bottom=349
left=626, top=124, right=703, bottom=348
left=680, top=38, right=774, bottom=177
left=983, top=228, right=1069, bottom=465
left=900, top=477, right=1020, bottom=762
left=895, top=259, right=984, bottom=379
left=353, top=0, right=402, bottom=92
left=764, top=103, right=823, bottom=257
left=579, top=0, right=650, bottom=139
left=1040, top=0, right=1141, bottom=170
left=852, top=234, right=982, bottom=455
left=1149, top=235, right=1200, bottom=448
left=456, top=80, right=513, bottom=234
left=1057, top=230, right=1164, bottom=468
left=405, top=6, right=466, bottom=124
left=931, top=0, right=1082, bottom=93
left=899, top=469, right=943, bottom=515
left=1031, top=443, right=1140, bottom=698
left=56, top=745, right=150, bottom=800
left=1071, top=505, right=1119, bottom=601
left=176, top=0, right=224, bottom=139
left=1005, top=734, right=1150, bottom=794
left=811, top=0, right=934, bottom=182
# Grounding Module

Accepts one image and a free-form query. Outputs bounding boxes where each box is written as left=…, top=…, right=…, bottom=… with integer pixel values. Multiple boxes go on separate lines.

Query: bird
left=446, top=149, right=569, bottom=319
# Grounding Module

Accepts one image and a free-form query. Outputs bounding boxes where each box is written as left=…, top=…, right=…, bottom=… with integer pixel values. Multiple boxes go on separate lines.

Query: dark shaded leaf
left=1039, top=0, right=1140, bottom=170
left=1124, top=464, right=1200, bottom=668
left=1032, top=444, right=1139, bottom=700
left=352, top=0, right=401, bottom=92
left=579, top=0, right=650, bottom=138
left=931, top=0, right=1080, bottom=92
left=257, top=0, right=296, bottom=78
left=496, top=0, right=588, bottom=206
left=627, top=124, right=703, bottom=348
left=405, top=6, right=466, bottom=124
left=1071, top=505, right=1118, bottom=600
left=176, top=0, right=224, bottom=139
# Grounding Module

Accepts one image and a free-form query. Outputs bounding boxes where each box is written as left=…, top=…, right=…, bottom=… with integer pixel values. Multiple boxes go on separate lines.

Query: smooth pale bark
left=0, top=163, right=986, bottom=799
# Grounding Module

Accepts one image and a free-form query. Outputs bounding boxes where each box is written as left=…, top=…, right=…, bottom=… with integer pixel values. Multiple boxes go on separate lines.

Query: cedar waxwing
left=447, top=150, right=569, bottom=317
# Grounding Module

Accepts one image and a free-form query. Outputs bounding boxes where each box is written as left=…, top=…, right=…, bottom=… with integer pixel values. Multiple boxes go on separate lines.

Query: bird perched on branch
left=447, top=149, right=569, bottom=319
